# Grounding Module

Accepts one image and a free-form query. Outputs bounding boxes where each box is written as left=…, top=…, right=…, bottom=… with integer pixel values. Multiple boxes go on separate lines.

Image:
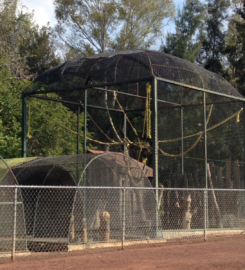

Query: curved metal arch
left=0, top=156, right=28, bottom=250
left=78, top=152, right=150, bottom=187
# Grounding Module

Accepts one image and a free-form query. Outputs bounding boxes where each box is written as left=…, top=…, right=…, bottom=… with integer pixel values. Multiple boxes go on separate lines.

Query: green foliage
left=19, top=24, right=61, bottom=76
left=224, top=0, right=245, bottom=95
left=162, top=0, right=205, bottom=62
left=199, top=0, right=230, bottom=74
left=112, top=0, right=175, bottom=50
left=27, top=95, right=90, bottom=157
left=0, top=68, right=30, bottom=158
left=53, top=0, right=174, bottom=57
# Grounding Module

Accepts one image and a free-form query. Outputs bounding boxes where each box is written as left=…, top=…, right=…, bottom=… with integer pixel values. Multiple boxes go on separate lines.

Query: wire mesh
left=1, top=186, right=245, bottom=263
left=33, top=50, right=241, bottom=99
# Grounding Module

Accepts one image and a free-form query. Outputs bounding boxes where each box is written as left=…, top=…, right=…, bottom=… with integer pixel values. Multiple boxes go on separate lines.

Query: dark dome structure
left=34, top=50, right=242, bottom=99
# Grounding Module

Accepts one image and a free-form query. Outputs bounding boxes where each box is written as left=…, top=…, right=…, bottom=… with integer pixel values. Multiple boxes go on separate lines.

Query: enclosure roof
left=87, top=149, right=153, bottom=178
left=34, top=50, right=243, bottom=99
left=0, top=157, right=38, bottom=183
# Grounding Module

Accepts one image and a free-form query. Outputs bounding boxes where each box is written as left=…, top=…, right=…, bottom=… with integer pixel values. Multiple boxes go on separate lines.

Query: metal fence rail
left=0, top=186, right=245, bottom=262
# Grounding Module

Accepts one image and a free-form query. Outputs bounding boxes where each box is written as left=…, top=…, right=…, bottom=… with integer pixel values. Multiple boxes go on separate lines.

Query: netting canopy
left=34, top=50, right=242, bottom=98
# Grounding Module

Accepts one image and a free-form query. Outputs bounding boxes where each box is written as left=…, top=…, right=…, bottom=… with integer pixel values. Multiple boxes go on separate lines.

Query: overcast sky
left=20, top=0, right=184, bottom=29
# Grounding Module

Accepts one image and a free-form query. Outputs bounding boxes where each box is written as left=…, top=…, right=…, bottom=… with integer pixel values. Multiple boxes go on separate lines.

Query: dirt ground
left=1, top=236, right=245, bottom=270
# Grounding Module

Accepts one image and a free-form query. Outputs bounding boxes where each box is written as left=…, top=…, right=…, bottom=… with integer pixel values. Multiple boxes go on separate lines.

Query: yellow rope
left=159, top=132, right=203, bottom=157
left=79, top=100, right=116, bottom=143
left=158, top=106, right=243, bottom=157
left=87, top=137, right=127, bottom=146
left=207, top=107, right=243, bottom=132
left=105, top=91, right=123, bottom=142
left=28, top=95, right=243, bottom=159
left=113, top=90, right=144, bottom=160
left=159, top=106, right=242, bottom=143
left=113, top=91, right=138, bottom=138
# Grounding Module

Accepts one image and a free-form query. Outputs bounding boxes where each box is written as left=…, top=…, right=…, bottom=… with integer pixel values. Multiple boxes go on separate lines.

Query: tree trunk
left=207, top=163, right=223, bottom=228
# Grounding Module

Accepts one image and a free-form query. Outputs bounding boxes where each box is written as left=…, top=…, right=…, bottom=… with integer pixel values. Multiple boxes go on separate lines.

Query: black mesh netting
left=33, top=50, right=242, bottom=98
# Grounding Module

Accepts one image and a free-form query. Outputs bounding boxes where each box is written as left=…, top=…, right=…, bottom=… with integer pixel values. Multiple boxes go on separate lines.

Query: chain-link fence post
left=11, top=186, right=18, bottom=261
left=204, top=188, right=207, bottom=241
left=121, top=187, right=126, bottom=250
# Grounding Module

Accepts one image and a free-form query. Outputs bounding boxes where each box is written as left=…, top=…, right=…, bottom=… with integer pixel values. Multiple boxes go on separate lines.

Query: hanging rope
left=158, top=106, right=243, bottom=157
left=104, top=91, right=123, bottom=143
left=157, top=103, right=213, bottom=157
left=79, top=100, right=116, bottom=143
left=142, top=82, right=152, bottom=140
left=158, top=105, right=243, bottom=143
left=27, top=93, right=243, bottom=159
left=159, top=132, right=203, bottom=157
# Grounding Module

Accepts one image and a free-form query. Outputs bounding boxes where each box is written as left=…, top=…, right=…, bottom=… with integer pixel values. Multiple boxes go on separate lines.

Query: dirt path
left=1, top=236, right=245, bottom=270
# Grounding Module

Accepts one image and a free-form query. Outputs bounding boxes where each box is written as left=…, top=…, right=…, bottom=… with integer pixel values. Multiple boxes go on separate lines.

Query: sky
left=20, top=0, right=56, bottom=27
left=20, top=0, right=184, bottom=29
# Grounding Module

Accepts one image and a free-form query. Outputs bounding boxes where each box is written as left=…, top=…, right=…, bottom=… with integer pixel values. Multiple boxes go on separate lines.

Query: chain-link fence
left=1, top=186, right=245, bottom=263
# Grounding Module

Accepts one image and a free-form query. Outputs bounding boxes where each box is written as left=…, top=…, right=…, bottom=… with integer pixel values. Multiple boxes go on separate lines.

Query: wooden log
left=182, top=194, right=197, bottom=229
left=176, top=193, right=197, bottom=229
left=81, top=218, right=87, bottom=243
left=207, top=163, right=223, bottom=228
left=209, top=162, right=217, bottom=188
left=216, top=167, right=223, bottom=188
left=234, top=160, right=240, bottom=189
left=99, top=211, right=110, bottom=242
left=69, top=214, right=75, bottom=242
left=225, top=160, right=231, bottom=189
left=193, top=164, right=200, bottom=187
left=184, top=173, right=188, bottom=188
left=187, top=173, right=194, bottom=188
left=158, top=183, right=164, bottom=211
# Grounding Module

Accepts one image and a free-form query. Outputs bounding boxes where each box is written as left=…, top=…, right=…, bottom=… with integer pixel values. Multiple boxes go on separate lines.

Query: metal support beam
left=181, top=107, right=184, bottom=175
left=77, top=105, right=80, bottom=155
left=123, top=113, right=127, bottom=154
left=152, top=78, right=158, bottom=189
left=203, top=92, right=209, bottom=233
left=204, top=92, right=207, bottom=189
left=83, top=89, right=87, bottom=154
left=22, top=94, right=27, bottom=157
left=243, top=102, right=245, bottom=188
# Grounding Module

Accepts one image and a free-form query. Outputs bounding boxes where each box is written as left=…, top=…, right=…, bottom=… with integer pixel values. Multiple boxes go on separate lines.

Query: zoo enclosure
left=1, top=185, right=245, bottom=262
left=22, top=50, right=245, bottom=189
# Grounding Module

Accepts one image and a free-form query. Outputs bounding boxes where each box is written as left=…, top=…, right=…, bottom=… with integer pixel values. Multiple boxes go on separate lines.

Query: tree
left=0, top=0, right=33, bottom=79
left=53, top=0, right=174, bottom=57
left=0, top=69, right=29, bottom=158
left=199, top=0, right=230, bottom=74
left=162, top=0, right=205, bottom=62
left=224, top=0, right=245, bottom=94
left=26, top=95, right=91, bottom=157
left=111, top=0, right=175, bottom=50
left=19, top=24, right=61, bottom=76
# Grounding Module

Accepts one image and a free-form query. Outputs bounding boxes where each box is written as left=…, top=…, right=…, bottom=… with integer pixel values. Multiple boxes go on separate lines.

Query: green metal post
left=181, top=107, right=184, bottom=175
left=204, top=92, right=207, bottom=189
left=22, top=94, right=27, bottom=157
left=152, top=78, right=160, bottom=237
left=152, top=77, right=158, bottom=189
left=83, top=89, right=87, bottom=154
left=243, top=102, right=245, bottom=189
left=77, top=105, right=80, bottom=155
left=203, top=92, right=208, bottom=239
left=124, top=113, right=127, bottom=154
